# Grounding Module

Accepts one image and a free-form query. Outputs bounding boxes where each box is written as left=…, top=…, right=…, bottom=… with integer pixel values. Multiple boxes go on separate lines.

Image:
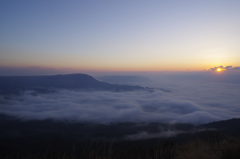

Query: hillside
left=0, top=74, right=150, bottom=94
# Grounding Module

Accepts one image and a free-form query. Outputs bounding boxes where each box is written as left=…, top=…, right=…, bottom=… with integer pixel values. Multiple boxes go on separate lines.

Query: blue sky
left=0, top=0, right=239, bottom=72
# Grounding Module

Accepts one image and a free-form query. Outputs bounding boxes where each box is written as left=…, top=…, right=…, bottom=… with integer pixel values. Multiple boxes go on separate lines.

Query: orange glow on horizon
left=0, top=64, right=210, bottom=72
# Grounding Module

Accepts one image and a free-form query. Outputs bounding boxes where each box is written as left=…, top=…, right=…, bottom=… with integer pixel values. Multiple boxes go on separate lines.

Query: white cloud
left=1, top=79, right=240, bottom=126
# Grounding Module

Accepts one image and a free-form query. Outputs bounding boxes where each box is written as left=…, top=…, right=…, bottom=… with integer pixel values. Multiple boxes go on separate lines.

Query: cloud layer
left=1, top=77, right=240, bottom=125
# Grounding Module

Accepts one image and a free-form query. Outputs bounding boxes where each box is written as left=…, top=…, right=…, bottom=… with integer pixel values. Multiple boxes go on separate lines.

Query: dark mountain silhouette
left=198, top=118, right=240, bottom=133
left=0, top=114, right=194, bottom=140
left=1, top=114, right=239, bottom=141
left=0, top=74, right=151, bottom=94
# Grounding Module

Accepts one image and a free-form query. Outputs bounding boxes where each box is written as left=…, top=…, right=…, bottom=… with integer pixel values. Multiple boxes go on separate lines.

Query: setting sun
left=217, top=68, right=222, bottom=72
left=216, top=68, right=226, bottom=72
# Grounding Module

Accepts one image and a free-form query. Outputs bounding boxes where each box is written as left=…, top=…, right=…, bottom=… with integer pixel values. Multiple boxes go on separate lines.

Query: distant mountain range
left=0, top=74, right=152, bottom=94
left=96, top=75, right=151, bottom=84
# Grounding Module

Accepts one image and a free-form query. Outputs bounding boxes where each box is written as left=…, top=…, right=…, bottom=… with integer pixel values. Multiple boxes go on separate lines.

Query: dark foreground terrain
left=0, top=115, right=240, bottom=159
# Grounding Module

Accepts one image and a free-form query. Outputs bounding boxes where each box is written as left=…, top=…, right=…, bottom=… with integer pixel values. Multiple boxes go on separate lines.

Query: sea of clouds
left=1, top=72, right=240, bottom=125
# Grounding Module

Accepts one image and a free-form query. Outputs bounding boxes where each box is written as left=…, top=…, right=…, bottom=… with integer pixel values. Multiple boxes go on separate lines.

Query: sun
left=216, top=68, right=225, bottom=72
left=217, top=68, right=222, bottom=72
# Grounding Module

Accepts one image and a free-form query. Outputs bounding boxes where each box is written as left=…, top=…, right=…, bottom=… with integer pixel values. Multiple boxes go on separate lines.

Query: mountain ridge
left=198, top=118, right=240, bottom=133
left=0, top=73, right=151, bottom=94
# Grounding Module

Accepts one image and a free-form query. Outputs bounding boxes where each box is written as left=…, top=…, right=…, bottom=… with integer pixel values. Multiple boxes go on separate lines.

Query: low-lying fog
left=0, top=70, right=240, bottom=125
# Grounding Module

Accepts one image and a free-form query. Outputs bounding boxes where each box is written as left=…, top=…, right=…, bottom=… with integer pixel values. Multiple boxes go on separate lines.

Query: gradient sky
left=0, top=0, right=240, bottom=72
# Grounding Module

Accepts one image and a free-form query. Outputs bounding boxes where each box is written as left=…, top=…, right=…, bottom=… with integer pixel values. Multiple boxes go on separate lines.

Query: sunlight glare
left=216, top=68, right=223, bottom=72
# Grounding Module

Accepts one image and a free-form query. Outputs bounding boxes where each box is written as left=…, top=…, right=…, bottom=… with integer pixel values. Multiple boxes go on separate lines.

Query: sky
left=0, top=0, right=240, bottom=73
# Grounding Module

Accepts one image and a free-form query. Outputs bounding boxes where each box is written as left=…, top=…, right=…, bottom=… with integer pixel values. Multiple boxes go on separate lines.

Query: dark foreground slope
left=198, top=118, right=240, bottom=134
left=1, top=114, right=239, bottom=142
left=0, top=74, right=150, bottom=94
left=0, top=115, right=240, bottom=159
